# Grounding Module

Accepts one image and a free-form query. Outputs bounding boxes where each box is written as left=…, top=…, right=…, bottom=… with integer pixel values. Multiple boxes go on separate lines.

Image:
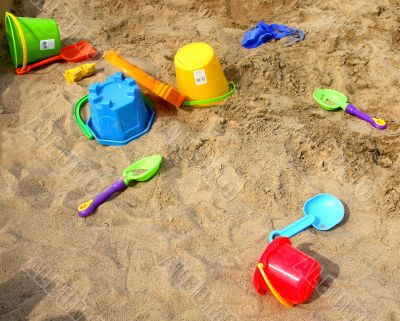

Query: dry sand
left=1, top=0, right=400, bottom=320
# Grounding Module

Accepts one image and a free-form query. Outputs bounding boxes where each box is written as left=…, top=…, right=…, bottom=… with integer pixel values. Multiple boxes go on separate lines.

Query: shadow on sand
left=0, top=270, right=87, bottom=321
left=297, top=242, right=341, bottom=303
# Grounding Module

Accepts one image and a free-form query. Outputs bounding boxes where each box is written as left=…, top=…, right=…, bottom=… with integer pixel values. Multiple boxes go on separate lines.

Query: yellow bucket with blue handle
left=174, top=43, right=236, bottom=107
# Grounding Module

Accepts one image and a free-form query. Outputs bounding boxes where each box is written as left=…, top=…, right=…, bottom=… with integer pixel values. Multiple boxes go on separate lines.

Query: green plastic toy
left=313, top=89, right=387, bottom=130
left=74, top=95, right=93, bottom=139
left=5, top=12, right=61, bottom=68
left=77, top=155, right=163, bottom=217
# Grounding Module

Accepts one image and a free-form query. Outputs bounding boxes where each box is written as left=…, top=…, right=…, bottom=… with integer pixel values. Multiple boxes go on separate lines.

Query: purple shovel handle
left=77, top=179, right=127, bottom=217
left=345, top=104, right=387, bottom=130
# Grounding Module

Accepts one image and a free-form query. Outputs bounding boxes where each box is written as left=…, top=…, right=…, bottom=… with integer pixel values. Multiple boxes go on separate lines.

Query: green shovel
left=313, top=89, right=387, bottom=130
left=78, top=155, right=162, bottom=217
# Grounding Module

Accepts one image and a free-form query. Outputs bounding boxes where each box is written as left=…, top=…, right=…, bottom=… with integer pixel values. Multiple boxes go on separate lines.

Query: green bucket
left=5, top=12, right=61, bottom=68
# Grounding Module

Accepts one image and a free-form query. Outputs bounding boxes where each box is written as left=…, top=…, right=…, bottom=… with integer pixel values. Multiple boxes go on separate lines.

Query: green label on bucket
left=40, top=39, right=55, bottom=50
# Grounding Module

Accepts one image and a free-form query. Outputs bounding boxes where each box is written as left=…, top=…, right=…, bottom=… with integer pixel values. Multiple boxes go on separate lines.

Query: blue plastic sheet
left=242, top=21, right=305, bottom=49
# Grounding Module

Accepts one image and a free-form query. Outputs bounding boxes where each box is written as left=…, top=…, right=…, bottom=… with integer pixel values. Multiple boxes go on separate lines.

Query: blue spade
left=268, top=194, right=345, bottom=242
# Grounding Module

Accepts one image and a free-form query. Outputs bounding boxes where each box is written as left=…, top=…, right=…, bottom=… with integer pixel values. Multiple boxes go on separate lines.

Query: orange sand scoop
left=103, top=50, right=186, bottom=108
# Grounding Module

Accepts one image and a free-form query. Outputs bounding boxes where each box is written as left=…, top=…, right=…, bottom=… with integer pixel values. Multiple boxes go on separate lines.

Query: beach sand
left=1, top=0, right=400, bottom=320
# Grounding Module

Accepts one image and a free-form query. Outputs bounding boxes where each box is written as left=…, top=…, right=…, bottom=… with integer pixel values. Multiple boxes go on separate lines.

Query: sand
left=1, top=0, right=400, bottom=320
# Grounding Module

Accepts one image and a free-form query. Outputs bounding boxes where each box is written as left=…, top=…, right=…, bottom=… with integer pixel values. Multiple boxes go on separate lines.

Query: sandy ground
left=1, top=0, right=400, bottom=320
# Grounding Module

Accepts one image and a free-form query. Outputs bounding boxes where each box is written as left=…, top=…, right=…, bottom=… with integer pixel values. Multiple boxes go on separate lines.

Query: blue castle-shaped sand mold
left=87, top=72, right=154, bottom=146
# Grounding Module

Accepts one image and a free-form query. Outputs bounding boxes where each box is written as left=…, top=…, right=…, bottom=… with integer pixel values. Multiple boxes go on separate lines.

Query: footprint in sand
left=16, top=176, right=54, bottom=208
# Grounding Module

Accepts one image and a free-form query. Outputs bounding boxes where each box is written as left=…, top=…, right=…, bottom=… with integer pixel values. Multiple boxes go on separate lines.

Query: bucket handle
left=182, top=81, right=237, bottom=106
left=5, top=12, right=28, bottom=71
left=74, top=95, right=94, bottom=139
left=74, top=93, right=154, bottom=140
left=257, top=263, right=294, bottom=308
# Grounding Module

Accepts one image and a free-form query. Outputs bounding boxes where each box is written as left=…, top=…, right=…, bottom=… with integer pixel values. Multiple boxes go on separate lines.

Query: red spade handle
left=16, top=55, right=63, bottom=75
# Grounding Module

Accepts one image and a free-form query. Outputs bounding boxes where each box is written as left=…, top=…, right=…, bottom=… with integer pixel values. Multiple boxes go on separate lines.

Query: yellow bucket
left=174, top=43, right=236, bottom=107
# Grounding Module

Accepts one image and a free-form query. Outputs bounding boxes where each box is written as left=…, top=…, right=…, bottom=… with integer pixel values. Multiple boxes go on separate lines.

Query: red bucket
left=253, top=237, right=320, bottom=305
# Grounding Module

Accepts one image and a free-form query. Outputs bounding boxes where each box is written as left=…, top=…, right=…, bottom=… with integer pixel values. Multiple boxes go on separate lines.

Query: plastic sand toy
left=174, top=43, right=237, bottom=107
left=313, top=88, right=388, bottom=130
left=103, top=50, right=185, bottom=108
left=253, top=237, right=320, bottom=307
left=64, top=63, right=96, bottom=83
left=16, top=41, right=96, bottom=75
left=242, top=21, right=305, bottom=49
left=254, top=194, right=345, bottom=307
left=78, top=155, right=162, bottom=217
left=74, top=72, right=154, bottom=146
left=5, top=12, right=61, bottom=69
left=269, top=194, right=344, bottom=242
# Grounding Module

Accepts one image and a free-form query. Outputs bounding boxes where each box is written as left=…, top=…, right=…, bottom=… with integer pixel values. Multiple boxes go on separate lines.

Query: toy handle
left=268, top=215, right=315, bottom=242
left=103, top=50, right=186, bottom=108
left=74, top=95, right=94, bottom=139
left=6, top=12, right=28, bottom=71
left=103, top=50, right=158, bottom=91
left=182, top=82, right=237, bottom=106
left=77, top=179, right=127, bottom=217
left=345, top=104, right=387, bottom=130
left=16, top=55, right=62, bottom=75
